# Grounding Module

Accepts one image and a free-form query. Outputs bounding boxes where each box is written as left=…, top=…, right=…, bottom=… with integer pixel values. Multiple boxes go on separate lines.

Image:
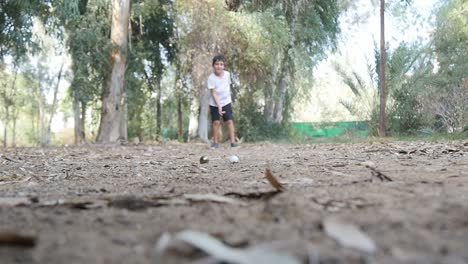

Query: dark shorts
left=210, top=103, right=233, bottom=122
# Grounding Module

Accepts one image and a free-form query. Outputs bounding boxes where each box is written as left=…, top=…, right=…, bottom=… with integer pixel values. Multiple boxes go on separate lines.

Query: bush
left=236, top=99, right=291, bottom=142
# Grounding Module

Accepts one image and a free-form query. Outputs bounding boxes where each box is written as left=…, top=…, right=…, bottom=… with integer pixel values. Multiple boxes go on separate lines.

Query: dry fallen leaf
left=265, top=169, right=285, bottom=192
left=323, top=217, right=377, bottom=254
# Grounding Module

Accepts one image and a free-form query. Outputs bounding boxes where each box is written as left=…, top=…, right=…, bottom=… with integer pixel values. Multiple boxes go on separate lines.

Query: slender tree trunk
left=177, top=87, right=183, bottom=142
left=156, top=78, right=162, bottom=139
left=136, top=112, right=144, bottom=143
left=12, top=111, right=17, bottom=148
left=197, top=85, right=210, bottom=142
left=81, top=102, right=87, bottom=142
left=173, top=38, right=183, bottom=142
left=273, top=78, right=287, bottom=123
left=37, top=109, right=41, bottom=145
left=119, top=89, right=128, bottom=144
left=97, top=0, right=130, bottom=143
left=73, top=96, right=81, bottom=144
left=2, top=65, right=19, bottom=148
left=45, top=63, right=64, bottom=146
left=265, top=49, right=288, bottom=123
left=38, top=86, right=47, bottom=147
left=264, top=82, right=275, bottom=122
left=73, top=96, right=86, bottom=144
left=3, top=110, right=8, bottom=148
left=379, top=0, right=387, bottom=136
left=188, top=92, right=199, bottom=141
left=31, top=107, right=35, bottom=142
left=177, top=95, right=183, bottom=141
left=175, top=68, right=183, bottom=142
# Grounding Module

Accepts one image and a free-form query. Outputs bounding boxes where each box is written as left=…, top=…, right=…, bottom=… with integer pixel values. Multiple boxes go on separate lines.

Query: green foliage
left=0, top=0, right=53, bottom=59
left=432, top=0, right=467, bottom=80
left=235, top=95, right=290, bottom=142
left=65, top=0, right=112, bottom=105
left=423, top=0, right=468, bottom=133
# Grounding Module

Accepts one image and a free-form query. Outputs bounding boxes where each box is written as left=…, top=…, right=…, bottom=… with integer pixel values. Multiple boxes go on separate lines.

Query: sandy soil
left=0, top=140, right=467, bottom=264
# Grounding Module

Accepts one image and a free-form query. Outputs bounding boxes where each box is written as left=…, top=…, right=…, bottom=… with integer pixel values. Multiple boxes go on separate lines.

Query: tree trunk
left=379, top=0, right=387, bottom=137
left=3, top=109, right=8, bottom=148
left=45, top=63, right=64, bottom=146
left=177, top=90, right=183, bottom=142
left=2, top=65, right=19, bottom=148
left=97, top=0, right=130, bottom=143
left=197, top=85, right=210, bottom=142
left=38, top=86, right=47, bottom=147
left=156, top=78, right=162, bottom=139
left=176, top=76, right=183, bottom=142
left=265, top=49, right=289, bottom=123
left=81, top=102, right=87, bottom=142
left=31, top=108, right=36, bottom=142
left=273, top=78, right=287, bottom=123
left=119, top=89, right=128, bottom=144
left=73, top=96, right=81, bottom=144
left=263, top=82, right=275, bottom=122
left=12, top=111, right=17, bottom=148
left=188, top=92, right=199, bottom=141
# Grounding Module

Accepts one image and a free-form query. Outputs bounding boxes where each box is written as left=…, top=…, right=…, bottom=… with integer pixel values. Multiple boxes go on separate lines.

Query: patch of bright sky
left=294, top=0, right=437, bottom=122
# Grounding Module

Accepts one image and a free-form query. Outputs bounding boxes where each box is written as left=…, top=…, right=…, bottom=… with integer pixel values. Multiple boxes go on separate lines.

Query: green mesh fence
left=292, top=121, right=369, bottom=138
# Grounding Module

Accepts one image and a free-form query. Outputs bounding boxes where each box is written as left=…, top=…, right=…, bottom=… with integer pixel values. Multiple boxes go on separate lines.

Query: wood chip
left=0, top=232, right=37, bottom=247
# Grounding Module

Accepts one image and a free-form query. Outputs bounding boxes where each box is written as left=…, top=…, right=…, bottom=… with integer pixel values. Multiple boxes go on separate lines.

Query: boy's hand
left=218, top=107, right=225, bottom=116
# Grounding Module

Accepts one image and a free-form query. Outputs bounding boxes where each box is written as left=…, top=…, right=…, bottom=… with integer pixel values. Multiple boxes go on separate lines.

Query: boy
left=207, top=54, right=239, bottom=149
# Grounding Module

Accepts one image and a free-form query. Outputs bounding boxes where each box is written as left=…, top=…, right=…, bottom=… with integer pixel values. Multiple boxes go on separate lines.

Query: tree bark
left=177, top=95, right=183, bottom=141
left=273, top=49, right=290, bottom=123
left=119, top=89, right=128, bottom=144
left=273, top=78, right=287, bottom=123
left=12, top=110, right=17, bottom=147
left=73, top=96, right=81, bottom=144
left=156, top=77, right=162, bottom=139
left=2, top=65, right=19, bottom=148
left=188, top=92, right=199, bottom=141
left=81, top=102, right=87, bottom=142
left=45, top=63, right=64, bottom=146
left=3, top=109, right=8, bottom=148
left=379, top=0, right=387, bottom=136
left=175, top=71, right=183, bottom=142
left=38, top=84, right=46, bottom=147
left=265, top=49, right=289, bottom=123
left=97, top=0, right=130, bottom=143
left=197, top=85, right=210, bottom=142
left=263, top=82, right=275, bottom=122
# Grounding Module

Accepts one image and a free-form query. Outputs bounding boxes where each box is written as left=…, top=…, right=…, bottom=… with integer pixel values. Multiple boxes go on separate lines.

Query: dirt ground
left=0, top=140, right=467, bottom=264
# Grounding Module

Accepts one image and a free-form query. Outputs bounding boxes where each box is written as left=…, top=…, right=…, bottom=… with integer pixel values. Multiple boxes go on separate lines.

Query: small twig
left=0, top=177, right=32, bottom=185
left=368, top=167, right=393, bottom=182
left=0, top=154, right=16, bottom=162
left=19, top=167, right=41, bottom=181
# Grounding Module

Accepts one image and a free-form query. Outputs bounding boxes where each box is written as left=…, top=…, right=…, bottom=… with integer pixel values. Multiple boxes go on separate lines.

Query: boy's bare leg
left=212, top=121, right=221, bottom=143
left=225, top=120, right=236, bottom=143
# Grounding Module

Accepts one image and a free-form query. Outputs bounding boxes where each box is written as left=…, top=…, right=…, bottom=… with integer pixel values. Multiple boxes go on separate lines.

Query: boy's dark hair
left=212, top=54, right=225, bottom=66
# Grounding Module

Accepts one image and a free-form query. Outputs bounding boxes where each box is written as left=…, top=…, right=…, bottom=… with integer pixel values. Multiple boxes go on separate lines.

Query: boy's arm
left=210, top=89, right=225, bottom=116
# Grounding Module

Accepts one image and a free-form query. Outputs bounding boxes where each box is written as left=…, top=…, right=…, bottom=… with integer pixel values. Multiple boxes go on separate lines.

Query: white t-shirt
left=207, top=71, right=232, bottom=107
